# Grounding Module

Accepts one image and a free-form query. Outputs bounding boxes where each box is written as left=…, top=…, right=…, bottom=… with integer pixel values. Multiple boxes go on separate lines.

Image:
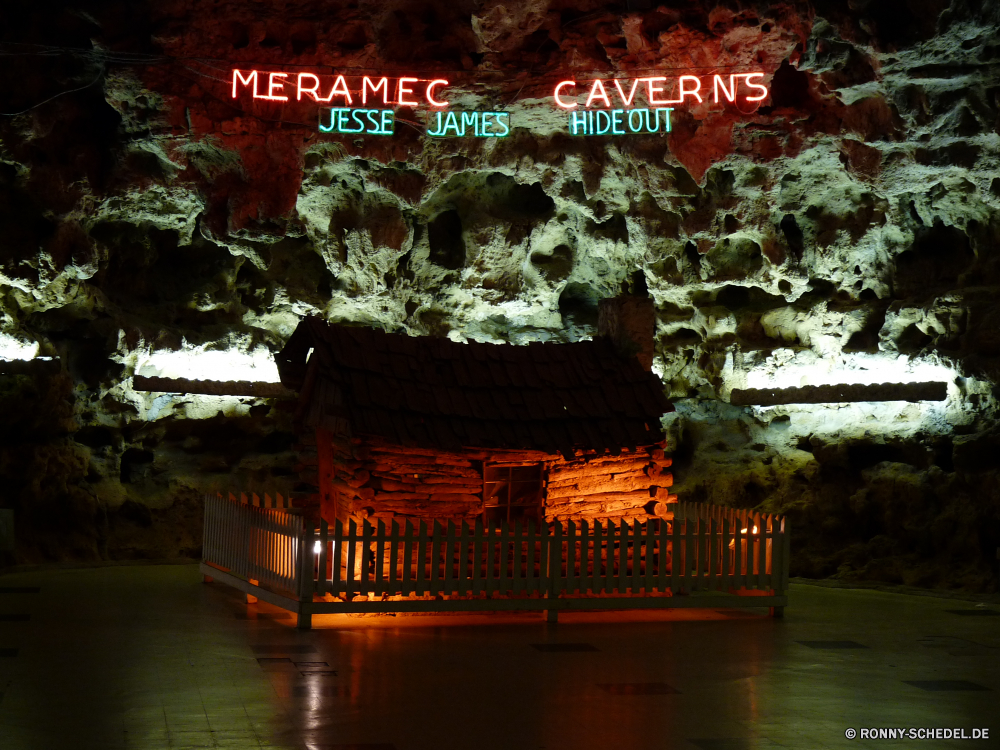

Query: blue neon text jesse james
left=426, top=110, right=510, bottom=138
left=319, top=108, right=395, bottom=135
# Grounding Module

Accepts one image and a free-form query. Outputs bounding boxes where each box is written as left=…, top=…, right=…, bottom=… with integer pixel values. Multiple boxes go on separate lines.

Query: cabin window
left=483, top=463, right=543, bottom=525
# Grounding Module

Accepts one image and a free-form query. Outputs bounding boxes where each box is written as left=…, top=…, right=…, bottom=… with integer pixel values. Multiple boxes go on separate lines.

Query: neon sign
left=553, top=74, right=768, bottom=108
left=230, top=69, right=770, bottom=138
left=232, top=69, right=450, bottom=107
left=554, top=75, right=766, bottom=137
left=319, top=108, right=395, bottom=135
left=570, top=108, right=672, bottom=136
left=427, top=111, right=510, bottom=138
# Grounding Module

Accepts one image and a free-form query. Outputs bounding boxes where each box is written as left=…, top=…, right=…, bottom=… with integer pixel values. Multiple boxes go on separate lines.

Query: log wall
left=316, top=431, right=674, bottom=528
left=543, top=447, right=676, bottom=524
left=318, top=434, right=512, bottom=525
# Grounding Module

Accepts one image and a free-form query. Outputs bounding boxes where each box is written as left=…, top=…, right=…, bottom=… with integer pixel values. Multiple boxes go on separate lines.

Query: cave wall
left=1, top=0, right=999, bottom=591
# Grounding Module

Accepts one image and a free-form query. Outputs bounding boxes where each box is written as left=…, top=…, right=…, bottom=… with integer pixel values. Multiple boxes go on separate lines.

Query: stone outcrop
left=1, top=0, right=999, bottom=593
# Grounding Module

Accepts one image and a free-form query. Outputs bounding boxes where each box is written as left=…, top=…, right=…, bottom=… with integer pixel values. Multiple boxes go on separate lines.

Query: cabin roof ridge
left=277, top=317, right=672, bottom=455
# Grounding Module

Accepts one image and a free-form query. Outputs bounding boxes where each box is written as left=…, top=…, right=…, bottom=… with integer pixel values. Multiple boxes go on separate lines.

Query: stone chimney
left=598, top=277, right=656, bottom=371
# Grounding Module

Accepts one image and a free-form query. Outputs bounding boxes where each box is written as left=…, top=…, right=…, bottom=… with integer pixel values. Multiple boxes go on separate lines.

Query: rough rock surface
left=1, top=0, right=999, bottom=593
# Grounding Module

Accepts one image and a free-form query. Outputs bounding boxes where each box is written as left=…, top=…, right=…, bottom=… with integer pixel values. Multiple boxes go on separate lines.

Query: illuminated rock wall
left=1, top=0, right=999, bottom=591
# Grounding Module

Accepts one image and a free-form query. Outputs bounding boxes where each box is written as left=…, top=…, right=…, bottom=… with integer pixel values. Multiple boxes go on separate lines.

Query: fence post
left=297, top=521, right=315, bottom=630
left=317, top=519, right=329, bottom=597
left=773, top=515, right=790, bottom=618
left=670, top=512, right=680, bottom=593
left=544, top=523, right=558, bottom=623
left=201, top=495, right=214, bottom=583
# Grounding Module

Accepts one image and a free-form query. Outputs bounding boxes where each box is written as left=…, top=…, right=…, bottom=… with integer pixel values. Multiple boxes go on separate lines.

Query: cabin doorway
left=483, top=463, right=543, bottom=525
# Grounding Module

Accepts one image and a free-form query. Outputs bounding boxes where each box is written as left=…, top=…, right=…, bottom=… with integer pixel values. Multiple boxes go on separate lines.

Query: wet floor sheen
left=0, top=564, right=996, bottom=749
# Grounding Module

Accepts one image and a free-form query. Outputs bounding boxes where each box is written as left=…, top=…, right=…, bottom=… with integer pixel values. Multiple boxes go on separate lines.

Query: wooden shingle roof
left=277, top=317, right=672, bottom=457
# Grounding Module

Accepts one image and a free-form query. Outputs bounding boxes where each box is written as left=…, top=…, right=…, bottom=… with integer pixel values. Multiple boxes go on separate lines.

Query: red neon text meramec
left=232, top=70, right=452, bottom=107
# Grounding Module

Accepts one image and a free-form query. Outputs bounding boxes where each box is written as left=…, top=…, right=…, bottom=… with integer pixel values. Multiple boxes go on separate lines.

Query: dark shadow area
left=427, top=210, right=465, bottom=270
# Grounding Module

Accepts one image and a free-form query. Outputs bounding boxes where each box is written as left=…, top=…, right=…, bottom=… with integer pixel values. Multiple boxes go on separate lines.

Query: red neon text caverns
left=232, top=69, right=450, bottom=106
left=552, top=74, right=769, bottom=109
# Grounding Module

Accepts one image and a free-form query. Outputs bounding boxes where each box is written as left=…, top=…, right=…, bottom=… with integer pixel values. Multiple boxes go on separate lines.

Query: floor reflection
left=0, top=566, right=995, bottom=750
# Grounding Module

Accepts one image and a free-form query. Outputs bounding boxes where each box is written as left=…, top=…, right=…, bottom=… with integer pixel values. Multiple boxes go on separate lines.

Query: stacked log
left=316, top=433, right=676, bottom=528
left=544, top=449, right=675, bottom=524
left=326, top=438, right=487, bottom=524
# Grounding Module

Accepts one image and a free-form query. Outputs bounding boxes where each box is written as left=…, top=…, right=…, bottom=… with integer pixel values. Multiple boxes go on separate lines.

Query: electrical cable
left=0, top=66, right=105, bottom=116
left=0, top=41, right=776, bottom=75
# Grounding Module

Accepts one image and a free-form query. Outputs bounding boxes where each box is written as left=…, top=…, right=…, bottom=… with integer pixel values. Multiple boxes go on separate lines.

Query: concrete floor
left=0, top=564, right=996, bottom=750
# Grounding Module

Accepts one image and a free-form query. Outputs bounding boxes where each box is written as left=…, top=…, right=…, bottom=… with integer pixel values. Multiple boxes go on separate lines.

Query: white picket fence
left=202, top=492, right=302, bottom=594
left=201, top=493, right=790, bottom=629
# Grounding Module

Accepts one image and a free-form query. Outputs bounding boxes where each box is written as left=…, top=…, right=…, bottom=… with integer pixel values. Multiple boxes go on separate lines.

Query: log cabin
left=275, top=294, right=675, bottom=531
